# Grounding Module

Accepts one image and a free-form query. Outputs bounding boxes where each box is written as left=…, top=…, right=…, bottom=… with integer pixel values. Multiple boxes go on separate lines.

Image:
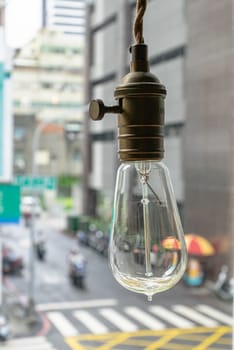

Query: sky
left=5, top=0, right=42, bottom=48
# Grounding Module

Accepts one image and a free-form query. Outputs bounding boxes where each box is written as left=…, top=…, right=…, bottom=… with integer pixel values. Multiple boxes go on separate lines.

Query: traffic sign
left=14, top=176, right=57, bottom=191
left=0, top=184, right=20, bottom=223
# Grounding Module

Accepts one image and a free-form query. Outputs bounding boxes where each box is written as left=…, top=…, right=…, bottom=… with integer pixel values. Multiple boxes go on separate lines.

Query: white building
left=13, top=29, right=85, bottom=177
left=44, top=0, right=86, bottom=36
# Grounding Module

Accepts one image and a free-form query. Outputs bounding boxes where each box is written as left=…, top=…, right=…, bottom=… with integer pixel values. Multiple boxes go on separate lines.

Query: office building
left=13, top=29, right=84, bottom=177
left=88, top=0, right=233, bottom=275
left=185, top=1, right=233, bottom=274
left=89, top=0, right=186, bottom=216
left=43, top=0, right=86, bottom=36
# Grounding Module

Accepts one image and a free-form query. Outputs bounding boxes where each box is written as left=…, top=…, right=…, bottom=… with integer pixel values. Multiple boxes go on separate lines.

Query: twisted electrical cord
left=133, top=0, right=147, bottom=44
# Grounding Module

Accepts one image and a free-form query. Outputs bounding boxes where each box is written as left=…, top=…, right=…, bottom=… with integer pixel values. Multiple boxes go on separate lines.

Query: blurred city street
left=0, top=0, right=234, bottom=349
left=1, top=213, right=232, bottom=349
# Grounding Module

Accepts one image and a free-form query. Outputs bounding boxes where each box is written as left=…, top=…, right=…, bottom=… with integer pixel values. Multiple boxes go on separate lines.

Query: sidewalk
left=2, top=278, right=43, bottom=338
left=0, top=211, right=66, bottom=339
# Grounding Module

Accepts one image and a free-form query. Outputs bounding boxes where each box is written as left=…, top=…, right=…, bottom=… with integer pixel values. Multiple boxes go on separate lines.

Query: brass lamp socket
left=89, top=44, right=167, bottom=161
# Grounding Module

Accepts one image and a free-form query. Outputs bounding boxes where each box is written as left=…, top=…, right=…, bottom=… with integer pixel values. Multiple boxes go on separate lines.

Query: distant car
left=2, top=244, right=24, bottom=275
left=20, top=196, right=42, bottom=218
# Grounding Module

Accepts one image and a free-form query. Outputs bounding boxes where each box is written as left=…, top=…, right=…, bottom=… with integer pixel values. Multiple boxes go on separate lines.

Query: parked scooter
left=214, top=265, right=234, bottom=301
left=68, top=248, right=86, bottom=288
left=0, top=315, right=10, bottom=342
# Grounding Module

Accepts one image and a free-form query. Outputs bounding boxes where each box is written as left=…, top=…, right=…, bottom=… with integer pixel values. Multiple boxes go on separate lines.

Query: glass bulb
left=110, top=160, right=187, bottom=301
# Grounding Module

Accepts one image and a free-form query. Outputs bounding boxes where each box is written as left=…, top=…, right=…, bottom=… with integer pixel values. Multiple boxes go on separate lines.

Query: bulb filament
left=140, top=174, right=153, bottom=279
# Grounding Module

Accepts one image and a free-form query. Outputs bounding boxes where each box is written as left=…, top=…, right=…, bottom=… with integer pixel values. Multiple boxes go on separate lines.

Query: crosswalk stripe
left=2, top=336, right=55, bottom=350
left=173, top=305, right=219, bottom=327
left=37, top=298, right=118, bottom=312
left=196, top=305, right=233, bottom=326
left=125, top=307, right=165, bottom=330
left=99, top=308, right=138, bottom=332
left=46, top=305, right=231, bottom=337
left=3, top=337, right=46, bottom=345
left=149, top=306, right=195, bottom=328
left=73, top=310, right=109, bottom=334
left=3, top=345, right=54, bottom=350
left=47, top=312, right=78, bottom=337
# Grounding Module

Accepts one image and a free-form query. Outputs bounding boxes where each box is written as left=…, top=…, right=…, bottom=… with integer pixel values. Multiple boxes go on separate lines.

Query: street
left=1, top=214, right=232, bottom=350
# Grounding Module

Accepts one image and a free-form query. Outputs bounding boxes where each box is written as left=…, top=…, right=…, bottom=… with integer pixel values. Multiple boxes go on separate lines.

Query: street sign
left=0, top=184, right=20, bottom=223
left=14, top=176, right=57, bottom=191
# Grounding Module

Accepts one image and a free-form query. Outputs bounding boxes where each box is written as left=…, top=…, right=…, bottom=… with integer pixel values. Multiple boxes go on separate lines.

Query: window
left=14, top=127, right=26, bottom=141
left=14, top=151, right=26, bottom=170
left=72, top=149, right=81, bottom=162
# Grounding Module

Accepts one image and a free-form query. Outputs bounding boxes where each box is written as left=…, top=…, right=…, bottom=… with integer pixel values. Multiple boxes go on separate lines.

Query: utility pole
left=27, top=122, right=45, bottom=316
left=82, top=1, right=92, bottom=215
left=42, top=0, right=46, bottom=28
left=27, top=120, right=61, bottom=316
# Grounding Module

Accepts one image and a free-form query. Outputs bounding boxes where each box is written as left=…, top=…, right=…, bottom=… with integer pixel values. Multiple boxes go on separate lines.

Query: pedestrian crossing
left=1, top=336, right=56, bottom=350
left=73, top=310, right=109, bottom=334
left=45, top=304, right=233, bottom=337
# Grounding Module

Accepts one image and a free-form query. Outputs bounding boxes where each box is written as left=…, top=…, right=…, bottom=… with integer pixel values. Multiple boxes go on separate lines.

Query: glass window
left=14, top=127, right=26, bottom=141
left=73, top=149, right=80, bottom=162
left=14, top=151, right=26, bottom=170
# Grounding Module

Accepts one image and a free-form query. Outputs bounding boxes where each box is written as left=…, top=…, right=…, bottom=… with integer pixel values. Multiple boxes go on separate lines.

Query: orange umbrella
left=185, top=234, right=215, bottom=256
left=162, top=236, right=181, bottom=250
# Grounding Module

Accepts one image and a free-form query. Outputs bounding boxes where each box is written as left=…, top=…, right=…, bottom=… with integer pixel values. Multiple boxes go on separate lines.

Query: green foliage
left=88, top=216, right=111, bottom=233
left=57, top=197, right=73, bottom=211
left=58, top=174, right=81, bottom=189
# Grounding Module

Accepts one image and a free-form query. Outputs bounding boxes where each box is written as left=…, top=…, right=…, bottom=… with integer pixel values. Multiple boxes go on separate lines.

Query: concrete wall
left=90, top=81, right=117, bottom=193
left=184, top=0, right=233, bottom=274
left=145, top=0, right=186, bottom=54
left=90, top=0, right=187, bottom=206
left=152, top=57, right=185, bottom=125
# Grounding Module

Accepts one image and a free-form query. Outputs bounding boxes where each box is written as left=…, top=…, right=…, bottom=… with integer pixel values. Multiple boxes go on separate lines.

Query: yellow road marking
left=123, top=339, right=153, bottom=347
left=66, top=336, right=86, bottom=350
left=66, top=333, right=115, bottom=350
left=159, top=344, right=196, bottom=350
left=192, top=326, right=231, bottom=350
left=95, top=333, right=130, bottom=350
left=218, top=338, right=233, bottom=345
left=66, top=326, right=232, bottom=350
left=144, top=330, right=180, bottom=350
left=175, top=334, right=207, bottom=341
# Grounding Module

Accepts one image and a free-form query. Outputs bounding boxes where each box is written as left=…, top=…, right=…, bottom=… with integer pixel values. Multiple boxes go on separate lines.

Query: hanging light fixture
left=89, top=0, right=187, bottom=301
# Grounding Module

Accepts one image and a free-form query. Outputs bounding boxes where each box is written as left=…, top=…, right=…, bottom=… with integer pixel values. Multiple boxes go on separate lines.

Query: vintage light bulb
left=89, top=44, right=187, bottom=300
left=110, top=160, right=187, bottom=301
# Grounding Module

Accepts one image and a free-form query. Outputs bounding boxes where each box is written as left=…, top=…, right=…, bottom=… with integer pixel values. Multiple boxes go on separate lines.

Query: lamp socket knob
left=89, top=99, right=122, bottom=121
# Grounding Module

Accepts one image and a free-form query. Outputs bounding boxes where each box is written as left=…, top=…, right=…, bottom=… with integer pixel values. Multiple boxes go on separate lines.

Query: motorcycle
left=35, top=231, right=46, bottom=261
left=214, top=265, right=234, bottom=301
left=35, top=242, right=46, bottom=261
left=68, top=249, right=86, bottom=288
left=0, top=315, right=10, bottom=342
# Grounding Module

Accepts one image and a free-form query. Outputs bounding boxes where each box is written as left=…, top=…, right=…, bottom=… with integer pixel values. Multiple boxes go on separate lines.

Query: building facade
left=89, top=0, right=233, bottom=275
left=13, top=29, right=84, bottom=177
left=89, top=0, right=186, bottom=216
left=185, top=0, right=234, bottom=275
left=43, top=0, right=86, bottom=35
